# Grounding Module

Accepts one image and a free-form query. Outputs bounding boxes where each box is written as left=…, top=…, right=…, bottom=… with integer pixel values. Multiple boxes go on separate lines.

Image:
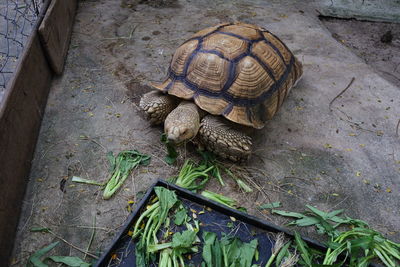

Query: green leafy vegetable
left=131, top=188, right=184, bottom=266
left=273, top=206, right=400, bottom=267
left=172, top=230, right=197, bottom=248
left=27, top=242, right=59, bottom=267
left=294, top=231, right=312, bottom=267
left=135, top=238, right=147, bottom=267
left=103, top=150, right=151, bottom=199
left=271, top=209, right=305, bottom=219
left=275, top=241, right=292, bottom=267
left=148, top=229, right=199, bottom=266
left=30, top=227, right=51, bottom=233
left=201, top=190, right=237, bottom=209
left=239, top=239, right=258, bottom=266
left=202, top=231, right=217, bottom=267
left=71, top=176, right=104, bottom=186
left=265, top=233, right=285, bottom=267
left=26, top=241, right=91, bottom=267
left=47, top=256, right=91, bottom=267
left=161, top=133, right=179, bottom=164
left=202, top=231, right=258, bottom=267
left=173, top=206, right=187, bottom=226
left=171, top=160, right=214, bottom=191
left=199, top=150, right=253, bottom=192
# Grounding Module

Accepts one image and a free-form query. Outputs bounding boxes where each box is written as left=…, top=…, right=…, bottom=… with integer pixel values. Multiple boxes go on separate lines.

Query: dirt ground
left=10, top=0, right=400, bottom=265
left=321, top=17, right=400, bottom=88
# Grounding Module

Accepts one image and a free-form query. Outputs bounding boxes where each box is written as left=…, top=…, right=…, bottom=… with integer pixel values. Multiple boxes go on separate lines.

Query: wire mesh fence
left=0, top=0, right=44, bottom=100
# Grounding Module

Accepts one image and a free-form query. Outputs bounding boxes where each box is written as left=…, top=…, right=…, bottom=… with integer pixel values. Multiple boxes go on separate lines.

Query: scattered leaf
left=161, top=134, right=178, bottom=165
left=72, top=176, right=104, bottom=186
left=27, top=241, right=59, bottom=267
left=30, top=227, right=51, bottom=233
left=48, top=256, right=91, bottom=267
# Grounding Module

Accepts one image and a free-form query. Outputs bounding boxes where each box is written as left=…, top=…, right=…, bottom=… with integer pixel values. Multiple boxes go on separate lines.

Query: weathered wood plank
left=39, top=0, right=78, bottom=75
left=0, top=26, right=52, bottom=266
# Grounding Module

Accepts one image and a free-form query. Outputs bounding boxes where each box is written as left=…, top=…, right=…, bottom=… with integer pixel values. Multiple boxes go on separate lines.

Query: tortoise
left=140, top=22, right=303, bottom=161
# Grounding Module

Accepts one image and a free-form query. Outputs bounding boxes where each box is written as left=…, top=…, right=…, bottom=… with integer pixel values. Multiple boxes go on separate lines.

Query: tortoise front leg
left=198, top=115, right=252, bottom=162
left=139, top=91, right=178, bottom=125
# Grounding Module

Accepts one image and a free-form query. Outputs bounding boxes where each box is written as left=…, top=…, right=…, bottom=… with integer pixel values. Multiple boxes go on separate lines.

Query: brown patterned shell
left=152, top=22, right=303, bottom=129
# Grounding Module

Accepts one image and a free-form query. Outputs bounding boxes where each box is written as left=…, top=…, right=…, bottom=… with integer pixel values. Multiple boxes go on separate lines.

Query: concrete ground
left=321, top=17, right=400, bottom=88
left=11, top=0, right=400, bottom=265
left=316, top=0, right=400, bottom=23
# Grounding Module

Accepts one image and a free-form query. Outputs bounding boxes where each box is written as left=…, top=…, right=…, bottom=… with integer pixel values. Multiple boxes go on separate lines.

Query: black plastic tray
left=94, top=179, right=379, bottom=266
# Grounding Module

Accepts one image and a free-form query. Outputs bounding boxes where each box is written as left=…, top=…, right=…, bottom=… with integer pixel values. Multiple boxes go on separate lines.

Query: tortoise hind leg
left=139, top=91, right=178, bottom=125
left=198, top=115, right=252, bottom=162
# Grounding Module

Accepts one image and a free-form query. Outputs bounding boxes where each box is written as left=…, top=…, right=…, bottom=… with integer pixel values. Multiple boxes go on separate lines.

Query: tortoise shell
left=152, top=22, right=303, bottom=129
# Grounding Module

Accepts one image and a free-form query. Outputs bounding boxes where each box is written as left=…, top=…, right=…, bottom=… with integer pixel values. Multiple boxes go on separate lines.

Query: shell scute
left=170, top=39, right=199, bottom=75
left=262, top=31, right=292, bottom=65
left=251, top=41, right=286, bottom=80
left=202, top=33, right=248, bottom=60
left=186, top=53, right=230, bottom=92
left=220, top=24, right=262, bottom=40
left=168, top=81, right=194, bottom=99
left=227, top=56, right=274, bottom=99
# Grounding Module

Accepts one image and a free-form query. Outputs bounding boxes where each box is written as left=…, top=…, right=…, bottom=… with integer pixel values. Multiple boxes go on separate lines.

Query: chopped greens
left=161, top=133, right=179, bottom=164
left=264, top=233, right=288, bottom=267
left=201, top=231, right=258, bottom=267
left=47, top=256, right=91, bottom=267
left=199, top=150, right=253, bottom=192
left=131, top=187, right=200, bottom=267
left=103, top=150, right=151, bottom=199
left=27, top=241, right=60, bottom=267
left=26, top=241, right=91, bottom=267
left=71, top=176, right=104, bottom=186
left=148, top=229, right=199, bottom=266
left=170, top=160, right=214, bottom=191
left=272, top=205, right=400, bottom=267
left=174, top=205, right=187, bottom=226
left=201, top=190, right=237, bottom=209
left=294, top=231, right=313, bottom=267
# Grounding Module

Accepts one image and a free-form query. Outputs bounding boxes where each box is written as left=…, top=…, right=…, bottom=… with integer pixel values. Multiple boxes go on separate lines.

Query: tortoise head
left=164, top=101, right=201, bottom=144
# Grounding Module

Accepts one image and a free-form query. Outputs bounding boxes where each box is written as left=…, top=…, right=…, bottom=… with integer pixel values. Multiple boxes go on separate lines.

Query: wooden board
left=0, top=0, right=77, bottom=261
left=38, top=0, right=78, bottom=75
left=0, top=31, right=53, bottom=263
